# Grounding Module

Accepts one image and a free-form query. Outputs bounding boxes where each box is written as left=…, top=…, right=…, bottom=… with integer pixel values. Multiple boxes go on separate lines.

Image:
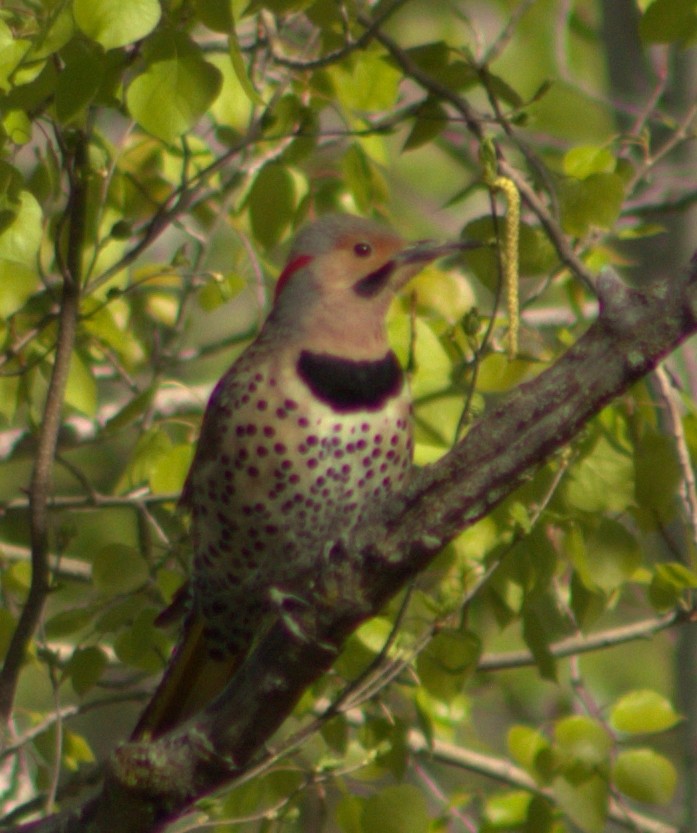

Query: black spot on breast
left=297, top=350, right=404, bottom=412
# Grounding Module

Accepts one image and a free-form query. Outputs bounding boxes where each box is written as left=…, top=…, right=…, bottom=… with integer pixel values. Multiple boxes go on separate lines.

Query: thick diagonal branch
left=15, top=266, right=697, bottom=833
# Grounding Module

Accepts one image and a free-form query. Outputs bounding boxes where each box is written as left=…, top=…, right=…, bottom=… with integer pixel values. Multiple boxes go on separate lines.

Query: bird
left=132, top=213, right=469, bottom=739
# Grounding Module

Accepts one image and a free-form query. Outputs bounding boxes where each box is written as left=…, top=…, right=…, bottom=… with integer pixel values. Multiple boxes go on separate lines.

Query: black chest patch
left=296, top=350, right=404, bottom=412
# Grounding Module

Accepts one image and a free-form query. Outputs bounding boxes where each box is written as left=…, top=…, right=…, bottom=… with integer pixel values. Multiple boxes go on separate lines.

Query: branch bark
left=10, top=263, right=697, bottom=832
left=0, top=131, right=89, bottom=728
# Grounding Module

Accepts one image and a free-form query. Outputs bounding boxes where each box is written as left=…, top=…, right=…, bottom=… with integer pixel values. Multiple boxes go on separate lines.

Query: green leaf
left=640, top=0, right=697, bottom=44
left=558, top=173, right=624, bottom=236
left=341, top=143, right=387, bottom=212
left=508, top=725, right=552, bottom=779
left=331, top=49, right=401, bottom=112
left=0, top=161, right=26, bottom=215
left=228, top=30, right=262, bottom=104
left=0, top=608, right=16, bottom=661
left=92, top=543, right=149, bottom=594
left=64, top=646, right=108, bottom=695
left=0, top=189, right=43, bottom=266
left=362, top=785, right=430, bottom=833
left=483, top=790, right=532, bottom=828
left=0, top=20, right=30, bottom=93
left=149, top=443, right=194, bottom=493
left=459, top=216, right=557, bottom=290
left=95, top=596, right=146, bottom=633
left=613, top=749, right=677, bottom=804
left=197, top=273, right=247, bottom=311
left=126, top=31, right=222, bottom=143
left=524, top=795, right=555, bottom=833
left=65, top=352, right=98, bottom=417
left=649, top=561, right=697, bottom=610
left=44, top=607, right=95, bottom=639
left=336, top=794, right=364, bottom=833
left=74, top=0, right=161, bottom=51
left=634, top=429, right=682, bottom=518
left=3, top=109, right=32, bottom=145
left=610, top=690, right=681, bottom=735
left=416, top=629, right=480, bottom=701
left=564, top=435, right=634, bottom=514
left=572, top=519, right=641, bottom=593
left=569, top=570, right=607, bottom=629
left=0, top=260, right=39, bottom=317
left=563, top=145, right=615, bottom=178
left=29, top=7, right=75, bottom=61
left=63, top=730, right=95, bottom=771
left=522, top=607, right=557, bottom=681
left=248, top=163, right=295, bottom=248
left=196, top=0, right=233, bottom=32
left=403, top=43, right=478, bottom=93
left=118, top=427, right=172, bottom=491
left=113, top=608, right=169, bottom=672
left=553, top=773, right=608, bottom=833
left=403, top=99, right=448, bottom=152
left=207, top=52, right=254, bottom=132
left=55, top=40, right=104, bottom=123
left=554, top=716, right=611, bottom=773
left=410, top=318, right=453, bottom=399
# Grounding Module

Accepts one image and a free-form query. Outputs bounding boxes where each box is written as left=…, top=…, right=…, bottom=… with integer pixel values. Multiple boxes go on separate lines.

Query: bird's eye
left=354, top=242, right=372, bottom=257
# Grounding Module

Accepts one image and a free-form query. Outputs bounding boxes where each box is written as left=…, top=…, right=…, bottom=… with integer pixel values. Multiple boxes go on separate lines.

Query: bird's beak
left=396, top=238, right=483, bottom=265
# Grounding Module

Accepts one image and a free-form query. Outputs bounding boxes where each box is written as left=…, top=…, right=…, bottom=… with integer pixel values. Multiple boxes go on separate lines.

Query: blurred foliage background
left=1, top=0, right=697, bottom=831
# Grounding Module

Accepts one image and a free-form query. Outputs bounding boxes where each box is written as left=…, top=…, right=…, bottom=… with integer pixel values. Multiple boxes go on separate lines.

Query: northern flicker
left=133, top=213, right=469, bottom=739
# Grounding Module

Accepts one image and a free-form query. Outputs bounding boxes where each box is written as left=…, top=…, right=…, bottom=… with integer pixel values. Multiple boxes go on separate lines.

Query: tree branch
left=10, top=259, right=696, bottom=832
left=0, top=130, right=89, bottom=728
left=419, top=734, right=679, bottom=833
left=477, top=609, right=685, bottom=671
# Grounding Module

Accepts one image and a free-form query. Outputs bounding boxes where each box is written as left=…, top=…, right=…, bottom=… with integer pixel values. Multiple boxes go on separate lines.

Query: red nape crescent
left=274, top=254, right=314, bottom=299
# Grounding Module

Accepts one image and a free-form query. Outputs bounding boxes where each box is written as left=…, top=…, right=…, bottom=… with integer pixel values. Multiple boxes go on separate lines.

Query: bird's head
left=270, top=214, right=469, bottom=358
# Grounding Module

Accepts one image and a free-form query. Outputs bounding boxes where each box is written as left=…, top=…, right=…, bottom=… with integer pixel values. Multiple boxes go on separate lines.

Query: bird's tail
left=131, top=615, right=240, bottom=740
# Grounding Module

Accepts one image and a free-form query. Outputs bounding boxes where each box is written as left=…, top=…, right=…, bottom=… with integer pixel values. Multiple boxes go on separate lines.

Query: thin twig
left=651, top=365, right=697, bottom=548
left=85, top=127, right=266, bottom=294
left=418, top=733, right=679, bottom=833
left=0, top=129, right=89, bottom=729
left=481, top=0, right=538, bottom=65
left=627, top=100, right=697, bottom=195
left=1, top=491, right=180, bottom=514
left=267, top=0, right=412, bottom=70
left=477, top=609, right=684, bottom=671
left=361, top=17, right=484, bottom=139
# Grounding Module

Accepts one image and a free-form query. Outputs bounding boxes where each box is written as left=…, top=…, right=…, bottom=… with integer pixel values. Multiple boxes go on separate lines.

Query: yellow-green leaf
left=126, top=31, right=222, bottom=143
left=149, top=444, right=194, bottom=493
left=248, top=163, right=295, bottom=248
left=553, top=773, right=608, bottom=833
left=610, top=690, right=681, bottom=735
left=92, top=543, right=149, bottom=594
left=563, top=145, right=615, bottom=178
left=74, top=0, right=161, bottom=50
left=362, top=785, right=429, bottom=833
left=65, top=646, right=108, bottom=696
left=0, top=260, right=38, bottom=317
left=0, top=190, right=42, bottom=266
left=65, top=352, right=97, bottom=417
left=613, top=749, right=677, bottom=804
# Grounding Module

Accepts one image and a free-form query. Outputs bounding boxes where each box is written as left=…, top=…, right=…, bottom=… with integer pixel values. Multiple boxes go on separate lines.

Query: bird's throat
left=296, top=350, right=404, bottom=412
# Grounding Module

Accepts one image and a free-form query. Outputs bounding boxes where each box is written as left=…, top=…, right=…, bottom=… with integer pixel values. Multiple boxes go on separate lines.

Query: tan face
left=308, top=228, right=407, bottom=295
left=270, top=216, right=443, bottom=359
